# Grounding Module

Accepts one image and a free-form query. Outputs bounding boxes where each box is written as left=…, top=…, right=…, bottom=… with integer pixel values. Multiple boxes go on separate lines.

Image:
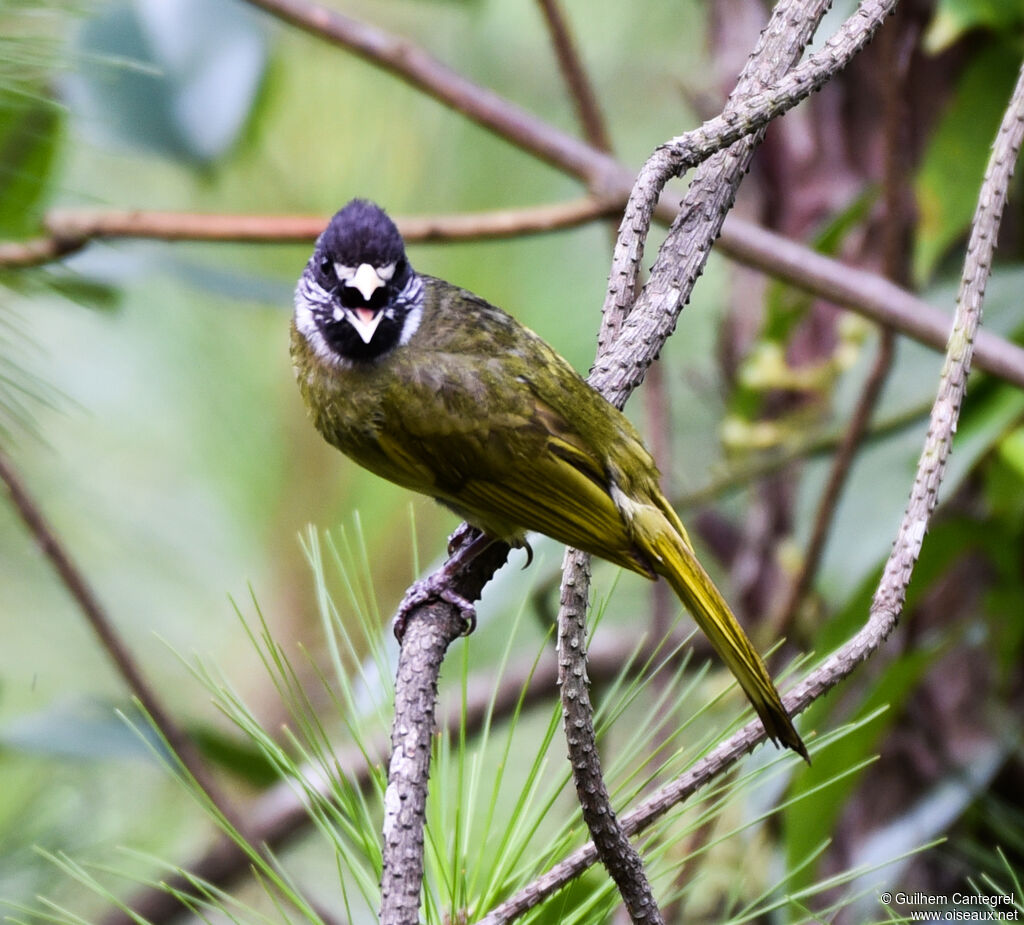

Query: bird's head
left=294, top=199, right=423, bottom=365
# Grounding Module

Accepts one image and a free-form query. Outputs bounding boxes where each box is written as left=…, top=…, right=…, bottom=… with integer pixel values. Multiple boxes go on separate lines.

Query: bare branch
left=477, top=57, right=1024, bottom=924
left=535, top=0, right=613, bottom=153
left=0, top=198, right=623, bottom=269
left=0, top=449, right=248, bottom=847
left=596, top=0, right=895, bottom=376
left=0, top=233, right=86, bottom=267
left=715, top=216, right=1024, bottom=389
left=380, top=601, right=466, bottom=925
left=378, top=536, right=511, bottom=925
left=557, top=549, right=664, bottom=923
left=534, top=2, right=663, bottom=918
left=241, top=0, right=615, bottom=184
left=5, top=207, right=1023, bottom=391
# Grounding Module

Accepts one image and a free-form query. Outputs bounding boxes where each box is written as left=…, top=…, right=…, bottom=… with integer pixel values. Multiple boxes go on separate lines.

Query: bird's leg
left=394, top=527, right=494, bottom=641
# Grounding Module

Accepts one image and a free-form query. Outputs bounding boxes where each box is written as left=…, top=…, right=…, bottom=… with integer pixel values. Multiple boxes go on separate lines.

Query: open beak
left=347, top=262, right=384, bottom=301
left=339, top=262, right=387, bottom=343
left=346, top=306, right=384, bottom=343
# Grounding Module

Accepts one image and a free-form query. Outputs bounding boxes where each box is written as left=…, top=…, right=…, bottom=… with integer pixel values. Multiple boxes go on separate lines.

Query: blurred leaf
left=913, top=40, right=1021, bottom=282
left=189, top=723, right=280, bottom=788
left=806, top=264, right=1024, bottom=603
left=728, top=192, right=876, bottom=430
left=0, top=699, right=165, bottom=761
left=0, top=94, right=62, bottom=239
left=996, top=425, right=1024, bottom=481
left=68, top=0, right=268, bottom=163
left=925, top=0, right=1024, bottom=52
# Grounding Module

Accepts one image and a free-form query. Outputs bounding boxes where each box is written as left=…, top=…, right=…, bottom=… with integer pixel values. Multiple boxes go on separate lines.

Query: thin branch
left=380, top=600, right=467, bottom=925
left=5, top=208, right=1023, bottom=393
left=534, top=0, right=613, bottom=153
left=0, top=233, right=86, bottom=267
left=536, top=1, right=664, bottom=917
left=0, top=449, right=247, bottom=843
left=241, top=0, right=615, bottom=184
left=476, top=57, right=1024, bottom=924
left=595, top=0, right=894, bottom=390
left=714, top=216, right=1024, bottom=390
left=557, top=549, right=664, bottom=923
left=378, top=536, right=511, bottom=925
left=0, top=198, right=623, bottom=268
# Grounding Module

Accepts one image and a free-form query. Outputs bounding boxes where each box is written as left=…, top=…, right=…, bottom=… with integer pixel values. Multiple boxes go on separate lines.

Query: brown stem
left=477, top=56, right=1024, bottom=924
left=535, top=0, right=613, bottom=153
left=771, top=329, right=895, bottom=635
left=772, top=10, right=916, bottom=636
left=0, top=449, right=246, bottom=841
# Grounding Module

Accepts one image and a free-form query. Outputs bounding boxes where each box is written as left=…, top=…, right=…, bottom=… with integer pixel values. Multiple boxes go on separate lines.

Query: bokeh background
left=1, top=0, right=1023, bottom=922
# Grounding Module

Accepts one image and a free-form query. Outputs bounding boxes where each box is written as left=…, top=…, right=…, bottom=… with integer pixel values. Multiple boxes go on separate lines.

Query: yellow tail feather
left=645, top=523, right=808, bottom=760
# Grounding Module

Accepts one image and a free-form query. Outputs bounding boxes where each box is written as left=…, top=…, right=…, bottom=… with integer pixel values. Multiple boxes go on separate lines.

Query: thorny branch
left=478, top=57, right=1024, bottom=924
left=551, top=0, right=842, bottom=919
left=536, top=1, right=662, bottom=920
left=9, top=0, right=1019, bottom=921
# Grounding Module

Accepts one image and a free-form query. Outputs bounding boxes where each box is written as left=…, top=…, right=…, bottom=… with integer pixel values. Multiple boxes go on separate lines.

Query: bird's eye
left=319, top=256, right=332, bottom=276
left=378, top=262, right=396, bottom=282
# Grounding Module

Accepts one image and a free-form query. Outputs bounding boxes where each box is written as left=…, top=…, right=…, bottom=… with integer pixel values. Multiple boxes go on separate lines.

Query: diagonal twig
left=534, top=0, right=613, bottom=154
left=771, top=13, right=917, bottom=636
left=0, top=449, right=248, bottom=844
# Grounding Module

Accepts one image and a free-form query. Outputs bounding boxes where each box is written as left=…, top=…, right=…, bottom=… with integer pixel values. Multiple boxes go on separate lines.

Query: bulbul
left=291, top=198, right=806, bottom=758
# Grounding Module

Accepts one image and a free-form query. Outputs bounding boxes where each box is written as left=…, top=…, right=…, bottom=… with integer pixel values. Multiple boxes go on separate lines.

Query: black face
left=297, top=199, right=421, bottom=362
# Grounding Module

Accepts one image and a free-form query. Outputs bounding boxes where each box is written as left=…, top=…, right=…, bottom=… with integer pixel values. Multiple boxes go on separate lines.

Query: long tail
left=646, top=524, right=808, bottom=761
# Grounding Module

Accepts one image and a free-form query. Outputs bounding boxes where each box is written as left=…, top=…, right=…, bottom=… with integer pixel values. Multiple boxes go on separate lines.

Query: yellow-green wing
left=371, top=355, right=651, bottom=574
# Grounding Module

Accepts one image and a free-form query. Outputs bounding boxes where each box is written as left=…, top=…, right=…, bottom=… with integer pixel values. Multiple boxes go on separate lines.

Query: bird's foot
left=394, top=526, right=491, bottom=642
left=393, top=574, right=477, bottom=642
left=446, top=522, right=477, bottom=556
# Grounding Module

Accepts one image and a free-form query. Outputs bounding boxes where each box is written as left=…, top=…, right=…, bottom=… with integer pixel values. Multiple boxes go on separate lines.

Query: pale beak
left=347, top=262, right=385, bottom=301
left=346, top=306, right=384, bottom=344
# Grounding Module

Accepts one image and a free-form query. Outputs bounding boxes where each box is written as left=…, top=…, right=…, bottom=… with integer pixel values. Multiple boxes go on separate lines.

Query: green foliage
left=68, top=0, right=268, bottom=164
left=14, top=525, right=938, bottom=923
left=926, top=0, right=1024, bottom=51
left=0, top=94, right=62, bottom=239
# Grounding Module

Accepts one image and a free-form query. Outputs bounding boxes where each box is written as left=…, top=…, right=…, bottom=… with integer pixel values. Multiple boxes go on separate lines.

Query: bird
left=290, top=198, right=807, bottom=759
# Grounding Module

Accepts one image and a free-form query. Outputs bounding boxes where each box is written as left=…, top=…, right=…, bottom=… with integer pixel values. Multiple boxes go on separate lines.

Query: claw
left=520, top=539, right=534, bottom=570
left=394, top=527, right=491, bottom=641
left=393, top=577, right=477, bottom=640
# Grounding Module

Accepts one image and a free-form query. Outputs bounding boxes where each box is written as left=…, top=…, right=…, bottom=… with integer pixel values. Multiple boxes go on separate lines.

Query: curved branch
left=596, top=0, right=895, bottom=376
left=477, top=57, right=1024, bottom=924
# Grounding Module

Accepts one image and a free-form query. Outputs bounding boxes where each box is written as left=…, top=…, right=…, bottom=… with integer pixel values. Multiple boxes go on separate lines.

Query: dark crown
left=320, top=199, right=407, bottom=267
